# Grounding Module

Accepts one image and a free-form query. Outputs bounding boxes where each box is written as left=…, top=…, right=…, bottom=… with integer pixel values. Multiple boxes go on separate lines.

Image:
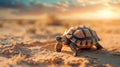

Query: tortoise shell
left=64, top=25, right=100, bottom=48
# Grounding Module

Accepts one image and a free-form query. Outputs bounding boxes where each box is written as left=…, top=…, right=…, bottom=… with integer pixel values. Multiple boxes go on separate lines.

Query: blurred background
left=0, top=0, right=120, bottom=67
left=0, top=0, right=120, bottom=20
left=0, top=0, right=120, bottom=40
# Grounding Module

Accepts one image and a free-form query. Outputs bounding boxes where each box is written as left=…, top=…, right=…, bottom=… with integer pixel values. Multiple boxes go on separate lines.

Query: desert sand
left=0, top=19, right=120, bottom=67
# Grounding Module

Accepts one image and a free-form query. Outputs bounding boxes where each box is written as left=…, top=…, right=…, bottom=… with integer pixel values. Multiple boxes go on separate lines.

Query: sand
left=0, top=20, right=120, bottom=67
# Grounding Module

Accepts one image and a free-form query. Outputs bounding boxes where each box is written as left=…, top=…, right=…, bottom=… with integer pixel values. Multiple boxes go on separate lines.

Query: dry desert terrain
left=0, top=19, right=120, bottom=67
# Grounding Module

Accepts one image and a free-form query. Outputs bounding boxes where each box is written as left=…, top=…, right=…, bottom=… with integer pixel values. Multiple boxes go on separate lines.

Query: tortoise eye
left=56, top=36, right=62, bottom=42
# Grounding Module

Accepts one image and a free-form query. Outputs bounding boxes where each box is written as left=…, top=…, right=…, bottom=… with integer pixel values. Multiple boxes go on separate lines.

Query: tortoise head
left=56, top=36, right=62, bottom=42
left=55, top=36, right=70, bottom=52
left=56, top=36, right=69, bottom=44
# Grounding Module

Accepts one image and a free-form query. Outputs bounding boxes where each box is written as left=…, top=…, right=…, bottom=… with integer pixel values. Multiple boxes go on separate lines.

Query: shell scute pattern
left=65, top=26, right=100, bottom=48
left=74, top=29, right=84, bottom=38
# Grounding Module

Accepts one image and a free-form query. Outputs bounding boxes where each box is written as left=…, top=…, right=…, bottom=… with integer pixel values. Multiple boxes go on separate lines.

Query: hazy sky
left=0, top=0, right=120, bottom=19
left=40, top=0, right=75, bottom=4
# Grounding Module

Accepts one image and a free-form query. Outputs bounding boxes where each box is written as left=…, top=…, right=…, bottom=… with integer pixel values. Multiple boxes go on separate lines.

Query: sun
left=98, top=9, right=113, bottom=19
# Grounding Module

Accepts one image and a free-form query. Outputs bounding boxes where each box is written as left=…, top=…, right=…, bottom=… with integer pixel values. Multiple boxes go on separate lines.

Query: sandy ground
left=0, top=20, right=120, bottom=67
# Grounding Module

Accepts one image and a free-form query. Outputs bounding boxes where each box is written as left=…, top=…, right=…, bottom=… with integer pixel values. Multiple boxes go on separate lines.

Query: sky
left=40, top=0, right=75, bottom=4
left=0, top=0, right=120, bottom=20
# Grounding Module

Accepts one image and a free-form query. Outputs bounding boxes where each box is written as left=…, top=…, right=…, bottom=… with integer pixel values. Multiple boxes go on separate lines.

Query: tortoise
left=55, top=25, right=103, bottom=56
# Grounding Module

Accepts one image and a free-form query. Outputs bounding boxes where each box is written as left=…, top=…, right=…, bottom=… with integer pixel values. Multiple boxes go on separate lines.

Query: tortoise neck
left=62, top=35, right=71, bottom=46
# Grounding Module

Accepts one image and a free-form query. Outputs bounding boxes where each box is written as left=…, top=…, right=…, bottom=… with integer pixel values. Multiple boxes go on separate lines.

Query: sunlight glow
left=98, top=9, right=113, bottom=19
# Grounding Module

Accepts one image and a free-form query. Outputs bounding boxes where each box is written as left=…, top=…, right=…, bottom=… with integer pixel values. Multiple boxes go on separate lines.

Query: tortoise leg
left=69, top=43, right=78, bottom=56
left=95, top=42, right=103, bottom=50
left=55, top=42, right=63, bottom=52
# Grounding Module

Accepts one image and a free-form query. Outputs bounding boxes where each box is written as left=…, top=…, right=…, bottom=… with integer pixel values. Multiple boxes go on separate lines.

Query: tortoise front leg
left=69, top=43, right=78, bottom=56
left=55, top=42, right=63, bottom=52
left=95, top=42, right=103, bottom=50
